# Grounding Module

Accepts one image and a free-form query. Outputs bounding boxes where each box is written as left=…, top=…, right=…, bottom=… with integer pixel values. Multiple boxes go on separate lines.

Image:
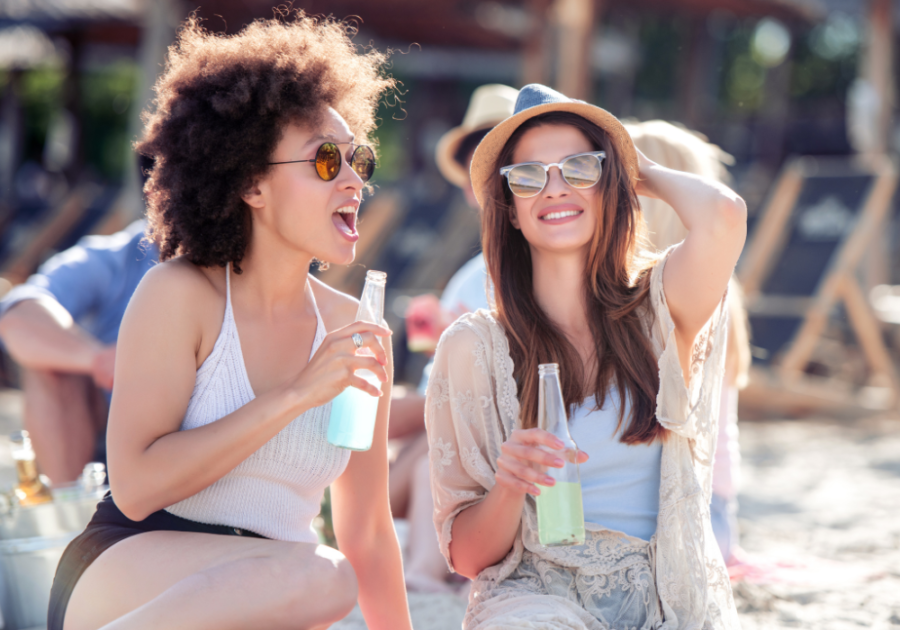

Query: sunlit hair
left=483, top=112, right=664, bottom=444
left=626, top=120, right=733, bottom=252
left=136, top=12, right=395, bottom=272
left=627, top=119, right=750, bottom=388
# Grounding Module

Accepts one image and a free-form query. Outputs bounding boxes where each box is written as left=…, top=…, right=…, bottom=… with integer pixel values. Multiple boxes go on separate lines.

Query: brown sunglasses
left=269, top=142, right=377, bottom=183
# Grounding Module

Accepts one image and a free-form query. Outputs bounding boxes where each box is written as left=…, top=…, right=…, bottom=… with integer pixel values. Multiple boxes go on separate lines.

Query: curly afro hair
left=136, top=12, right=395, bottom=271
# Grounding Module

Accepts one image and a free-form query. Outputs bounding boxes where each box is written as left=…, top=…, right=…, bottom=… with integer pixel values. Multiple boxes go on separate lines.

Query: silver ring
left=351, top=332, right=364, bottom=349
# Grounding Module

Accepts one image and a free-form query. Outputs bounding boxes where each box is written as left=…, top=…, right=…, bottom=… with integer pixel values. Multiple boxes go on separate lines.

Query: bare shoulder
left=132, top=258, right=223, bottom=316
left=310, top=276, right=359, bottom=332
left=124, top=258, right=227, bottom=359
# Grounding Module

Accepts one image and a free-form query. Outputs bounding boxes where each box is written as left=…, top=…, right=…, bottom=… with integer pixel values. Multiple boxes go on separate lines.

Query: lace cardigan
left=425, top=253, right=741, bottom=629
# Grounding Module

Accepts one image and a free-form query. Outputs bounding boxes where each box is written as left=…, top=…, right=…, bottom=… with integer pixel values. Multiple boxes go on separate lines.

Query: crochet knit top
left=165, top=264, right=350, bottom=541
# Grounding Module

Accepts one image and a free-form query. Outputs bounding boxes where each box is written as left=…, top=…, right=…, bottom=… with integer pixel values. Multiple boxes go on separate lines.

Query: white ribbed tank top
left=165, top=264, right=351, bottom=542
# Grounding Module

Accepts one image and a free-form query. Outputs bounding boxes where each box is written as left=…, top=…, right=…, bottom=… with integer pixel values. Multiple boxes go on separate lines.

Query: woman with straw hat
left=425, top=84, right=745, bottom=628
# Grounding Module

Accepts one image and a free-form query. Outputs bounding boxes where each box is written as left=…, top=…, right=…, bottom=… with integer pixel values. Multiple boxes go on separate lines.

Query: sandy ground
left=729, top=414, right=900, bottom=630
left=337, top=413, right=900, bottom=629
left=0, top=389, right=897, bottom=629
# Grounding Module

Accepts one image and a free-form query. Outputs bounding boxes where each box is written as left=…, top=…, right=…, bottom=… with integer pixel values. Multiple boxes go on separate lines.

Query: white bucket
left=0, top=490, right=104, bottom=630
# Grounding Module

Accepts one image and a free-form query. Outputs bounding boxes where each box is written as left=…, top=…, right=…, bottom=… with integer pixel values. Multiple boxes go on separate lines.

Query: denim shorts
left=48, top=493, right=266, bottom=630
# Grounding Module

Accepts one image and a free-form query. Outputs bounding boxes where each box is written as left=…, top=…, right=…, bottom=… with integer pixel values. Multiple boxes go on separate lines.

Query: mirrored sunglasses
left=268, top=142, right=377, bottom=183
left=500, top=151, right=606, bottom=198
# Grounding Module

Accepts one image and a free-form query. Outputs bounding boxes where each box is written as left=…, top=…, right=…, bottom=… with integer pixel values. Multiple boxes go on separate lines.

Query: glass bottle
left=81, top=462, right=108, bottom=494
left=10, top=430, right=53, bottom=506
left=535, top=364, right=585, bottom=546
left=328, top=270, right=387, bottom=451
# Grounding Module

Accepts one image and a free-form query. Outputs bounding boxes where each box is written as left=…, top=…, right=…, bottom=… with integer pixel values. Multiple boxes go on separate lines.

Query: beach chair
left=737, top=154, right=899, bottom=411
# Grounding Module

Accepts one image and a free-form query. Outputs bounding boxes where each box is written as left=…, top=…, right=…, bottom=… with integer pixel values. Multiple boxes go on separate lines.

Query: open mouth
left=332, top=205, right=358, bottom=236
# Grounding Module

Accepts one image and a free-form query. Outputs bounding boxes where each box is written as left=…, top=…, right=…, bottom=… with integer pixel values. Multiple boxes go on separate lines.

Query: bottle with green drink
left=535, top=363, right=585, bottom=546
left=327, top=270, right=387, bottom=451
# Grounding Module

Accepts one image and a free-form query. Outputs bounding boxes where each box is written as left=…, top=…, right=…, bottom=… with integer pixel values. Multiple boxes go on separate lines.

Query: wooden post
left=553, top=0, right=595, bottom=99
left=521, top=0, right=552, bottom=86
left=863, top=0, right=894, bottom=157
left=681, top=18, right=707, bottom=129
left=113, top=0, right=185, bottom=223
left=860, top=0, right=894, bottom=290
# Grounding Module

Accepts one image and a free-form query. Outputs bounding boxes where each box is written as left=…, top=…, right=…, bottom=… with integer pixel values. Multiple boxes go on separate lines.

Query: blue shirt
left=439, top=253, right=490, bottom=314
left=0, top=220, right=158, bottom=346
left=568, top=393, right=662, bottom=541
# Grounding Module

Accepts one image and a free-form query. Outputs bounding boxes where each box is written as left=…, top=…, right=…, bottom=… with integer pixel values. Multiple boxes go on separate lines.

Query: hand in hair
left=633, top=147, right=663, bottom=200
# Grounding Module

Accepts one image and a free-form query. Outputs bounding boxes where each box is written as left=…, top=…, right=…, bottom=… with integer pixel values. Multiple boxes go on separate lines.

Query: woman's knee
left=274, top=544, right=358, bottom=624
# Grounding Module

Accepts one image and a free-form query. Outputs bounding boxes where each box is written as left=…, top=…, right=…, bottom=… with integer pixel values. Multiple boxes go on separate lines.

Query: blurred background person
left=627, top=119, right=752, bottom=566
left=0, top=213, right=157, bottom=483
left=390, top=83, right=517, bottom=593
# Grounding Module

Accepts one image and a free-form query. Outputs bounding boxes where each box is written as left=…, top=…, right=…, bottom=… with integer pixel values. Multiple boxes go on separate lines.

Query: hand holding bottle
left=328, top=270, right=391, bottom=451
left=289, top=320, right=391, bottom=410
left=496, top=428, right=589, bottom=496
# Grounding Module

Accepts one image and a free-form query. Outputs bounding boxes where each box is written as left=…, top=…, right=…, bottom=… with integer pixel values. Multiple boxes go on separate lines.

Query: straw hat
left=470, top=84, right=639, bottom=208
left=436, top=84, right=519, bottom=188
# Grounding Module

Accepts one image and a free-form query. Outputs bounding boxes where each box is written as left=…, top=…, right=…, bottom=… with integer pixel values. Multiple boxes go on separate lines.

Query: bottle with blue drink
left=535, top=363, right=585, bottom=546
left=328, top=270, right=387, bottom=451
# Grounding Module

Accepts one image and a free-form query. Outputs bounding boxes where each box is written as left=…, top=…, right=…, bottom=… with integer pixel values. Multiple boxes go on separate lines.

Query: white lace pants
left=465, top=535, right=664, bottom=630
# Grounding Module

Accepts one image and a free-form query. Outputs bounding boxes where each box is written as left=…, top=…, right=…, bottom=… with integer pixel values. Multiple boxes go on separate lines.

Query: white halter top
left=165, top=264, right=351, bottom=542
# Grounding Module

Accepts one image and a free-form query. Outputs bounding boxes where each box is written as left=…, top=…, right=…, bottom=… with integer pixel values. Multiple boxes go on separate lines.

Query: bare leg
left=388, top=431, right=429, bottom=518
left=64, top=531, right=358, bottom=630
left=387, top=393, right=425, bottom=440
left=21, top=369, right=103, bottom=483
left=404, top=453, right=456, bottom=593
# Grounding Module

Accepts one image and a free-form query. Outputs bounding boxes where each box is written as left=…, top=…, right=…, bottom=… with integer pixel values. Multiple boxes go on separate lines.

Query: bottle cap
left=364, top=270, right=387, bottom=286
left=9, top=430, right=31, bottom=446
left=82, top=462, right=107, bottom=490
left=538, top=363, right=559, bottom=376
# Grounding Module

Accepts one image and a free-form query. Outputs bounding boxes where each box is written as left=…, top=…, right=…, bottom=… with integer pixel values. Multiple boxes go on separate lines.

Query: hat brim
left=435, top=125, right=473, bottom=188
left=470, top=101, right=639, bottom=209
left=436, top=124, right=497, bottom=189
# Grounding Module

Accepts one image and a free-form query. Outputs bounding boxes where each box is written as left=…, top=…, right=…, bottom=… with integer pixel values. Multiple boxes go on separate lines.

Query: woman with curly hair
left=48, top=13, right=413, bottom=630
left=425, top=84, right=746, bottom=628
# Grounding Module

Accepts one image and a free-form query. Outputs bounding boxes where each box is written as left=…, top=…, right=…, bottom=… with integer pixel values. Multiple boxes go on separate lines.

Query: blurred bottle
left=10, top=430, right=53, bottom=506
left=80, top=462, right=107, bottom=494
left=535, top=364, right=585, bottom=546
left=328, top=270, right=387, bottom=451
left=405, top=294, right=445, bottom=354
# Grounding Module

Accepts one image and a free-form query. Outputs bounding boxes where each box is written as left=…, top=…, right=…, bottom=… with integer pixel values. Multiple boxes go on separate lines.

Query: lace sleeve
left=425, top=319, right=499, bottom=572
left=650, top=249, right=730, bottom=451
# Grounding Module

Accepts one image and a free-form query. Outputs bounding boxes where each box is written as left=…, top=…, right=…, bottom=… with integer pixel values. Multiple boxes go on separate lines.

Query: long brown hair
left=483, top=112, right=665, bottom=444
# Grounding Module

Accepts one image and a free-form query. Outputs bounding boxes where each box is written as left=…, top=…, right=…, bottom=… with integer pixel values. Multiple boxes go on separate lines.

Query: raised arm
left=107, top=261, right=391, bottom=521
left=331, top=330, right=412, bottom=630
left=635, top=148, right=747, bottom=377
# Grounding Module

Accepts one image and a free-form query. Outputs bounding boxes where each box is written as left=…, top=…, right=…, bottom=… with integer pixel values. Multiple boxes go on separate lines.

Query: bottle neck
left=15, top=457, right=40, bottom=484
left=357, top=282, right=385, bottom=324
left=537, top=373, right=573, bottom=442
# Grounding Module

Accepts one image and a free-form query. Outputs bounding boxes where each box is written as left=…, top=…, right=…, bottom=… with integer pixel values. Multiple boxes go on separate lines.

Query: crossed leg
left=64, top=530, right=358, bottom=630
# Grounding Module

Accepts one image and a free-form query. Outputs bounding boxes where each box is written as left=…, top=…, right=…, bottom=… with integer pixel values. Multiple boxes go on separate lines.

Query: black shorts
left=48, top=493, right=267, bottom=630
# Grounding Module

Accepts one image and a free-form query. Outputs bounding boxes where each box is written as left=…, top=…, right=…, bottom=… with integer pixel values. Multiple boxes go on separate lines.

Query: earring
left=315, top=259, right=330, bottom=271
